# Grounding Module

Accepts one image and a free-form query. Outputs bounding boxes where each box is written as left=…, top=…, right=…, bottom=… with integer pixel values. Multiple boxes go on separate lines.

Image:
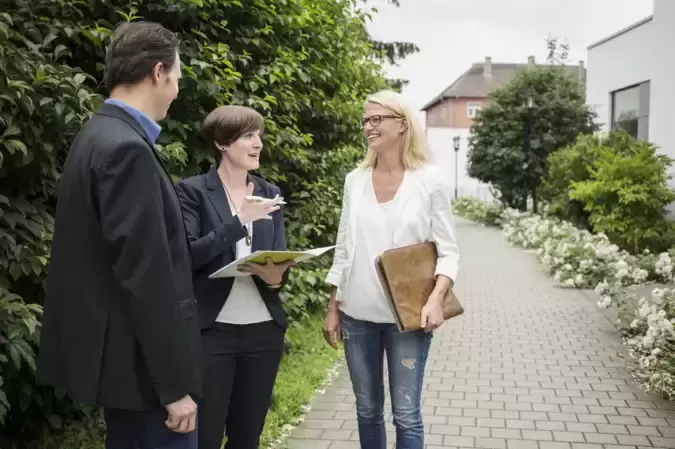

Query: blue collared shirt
left=104, top=98, right=162, bottom=144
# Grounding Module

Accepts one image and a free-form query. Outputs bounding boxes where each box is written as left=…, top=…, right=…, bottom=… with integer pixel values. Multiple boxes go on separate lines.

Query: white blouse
left=216, top=214, right=273, bottom=325
left=326, top=163, right=460, bottom=311
left=341, top=173, right=404, bottom=323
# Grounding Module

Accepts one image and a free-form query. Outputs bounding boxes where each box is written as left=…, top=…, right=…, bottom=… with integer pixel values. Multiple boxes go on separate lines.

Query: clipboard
left=209, top=246, right=335, bottom=278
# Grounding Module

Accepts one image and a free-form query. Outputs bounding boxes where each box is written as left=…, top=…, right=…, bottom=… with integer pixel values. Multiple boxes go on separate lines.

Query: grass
left=23, top=313, right=341, bottom=449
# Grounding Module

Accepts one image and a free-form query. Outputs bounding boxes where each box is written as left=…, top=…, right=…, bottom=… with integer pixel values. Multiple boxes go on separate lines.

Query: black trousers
left=198, top=320, right=285, bottom=449
left=104, top=407, right=197, bottom=449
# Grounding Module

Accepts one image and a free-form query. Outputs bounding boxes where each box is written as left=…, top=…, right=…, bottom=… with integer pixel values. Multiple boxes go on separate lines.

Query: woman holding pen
left=175, top=105, right=293, bottom=449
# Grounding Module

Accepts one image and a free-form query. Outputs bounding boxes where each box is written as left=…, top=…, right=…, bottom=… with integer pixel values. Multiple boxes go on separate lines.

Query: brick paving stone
left=284, top=218, right=675, bottom=449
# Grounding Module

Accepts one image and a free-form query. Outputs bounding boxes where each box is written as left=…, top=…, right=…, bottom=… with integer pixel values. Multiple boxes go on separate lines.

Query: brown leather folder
left=375, top=241, right=463, bottom=332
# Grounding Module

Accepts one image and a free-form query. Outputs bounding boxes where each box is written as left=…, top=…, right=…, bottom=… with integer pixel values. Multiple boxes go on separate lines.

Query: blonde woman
left=323, top=90, right=460, bottom=449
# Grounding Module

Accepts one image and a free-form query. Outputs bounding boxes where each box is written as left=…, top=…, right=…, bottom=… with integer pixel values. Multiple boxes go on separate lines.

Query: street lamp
left=452, top=135, right=460, bottom=199
left=523, top=95, right=534, bottom=212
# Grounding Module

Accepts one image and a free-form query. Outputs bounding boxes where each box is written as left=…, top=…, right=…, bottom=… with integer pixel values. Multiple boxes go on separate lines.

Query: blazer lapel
left=205, top=167, right=234, bottom=224
left=98, top=104, right=174, bottom=185
left=391, top=170, right=417, bottom=245
left=349, top=168, right=368, bottom=247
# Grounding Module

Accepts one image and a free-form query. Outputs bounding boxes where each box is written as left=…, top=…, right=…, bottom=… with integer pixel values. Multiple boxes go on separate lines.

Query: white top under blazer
left=326, top=163, right=461, bottom=320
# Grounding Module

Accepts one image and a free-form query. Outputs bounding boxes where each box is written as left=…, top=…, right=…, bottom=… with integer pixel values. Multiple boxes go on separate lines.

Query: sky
left=364, top=0, right=654, bottom=117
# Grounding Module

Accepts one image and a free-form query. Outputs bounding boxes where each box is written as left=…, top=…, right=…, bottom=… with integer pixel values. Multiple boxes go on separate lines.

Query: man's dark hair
left=104, top=21, right=180, bottom=91
left=204, top=106, right=265, bottom=162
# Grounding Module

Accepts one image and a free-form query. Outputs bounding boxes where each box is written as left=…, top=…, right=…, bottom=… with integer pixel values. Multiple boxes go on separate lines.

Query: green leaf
left=2, top=125, right=20, bottom=138
left=73, top=73, right=86, bottom=86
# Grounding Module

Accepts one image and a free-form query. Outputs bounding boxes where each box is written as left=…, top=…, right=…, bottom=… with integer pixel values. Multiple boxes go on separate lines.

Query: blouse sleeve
left=325, top=173, right=351, bottom=287
left=430, top=178, right=460, bottom=283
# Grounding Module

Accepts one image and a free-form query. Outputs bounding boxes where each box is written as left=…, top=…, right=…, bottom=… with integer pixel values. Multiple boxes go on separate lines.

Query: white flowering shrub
left=500, top=208, right=652, bottom=289
left=463, top=203, right=675, bottom=399
left=603, top=285, right=675, bottom=398
left=452, top=197, right=503, bottom=227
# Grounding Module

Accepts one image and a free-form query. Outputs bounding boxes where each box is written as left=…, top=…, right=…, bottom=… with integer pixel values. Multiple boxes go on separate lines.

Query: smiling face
left=203, top=105, right=265, bottom=170
left=362, top=102, right=406, bottom=155
left=220, top=130, right=263, bottom=171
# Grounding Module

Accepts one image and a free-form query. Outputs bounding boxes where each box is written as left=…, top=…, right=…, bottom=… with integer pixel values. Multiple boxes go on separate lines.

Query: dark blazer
left=175, top=167, right=289, bottom=330
left=35, top=103, right=202, bottom=411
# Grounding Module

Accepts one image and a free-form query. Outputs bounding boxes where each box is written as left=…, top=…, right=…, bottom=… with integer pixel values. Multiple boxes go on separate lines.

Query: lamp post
left=452, top=135, right=460, bottom=199
left=523, top=96, right=534, bottom=212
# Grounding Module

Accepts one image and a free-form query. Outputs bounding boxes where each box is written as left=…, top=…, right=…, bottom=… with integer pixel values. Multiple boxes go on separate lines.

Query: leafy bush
left=0, top=0, right=392, bottom=440
left=541, top=134, right=603, bottom=228
left=0, top=290, right=41, bottom=427
left=0, top=8, right=102, bottom=434
left=451, top=197, right=503, bottom=227
left=569, top=137, right=675, bottom=253
left=542, top=130, right=666, bottom=233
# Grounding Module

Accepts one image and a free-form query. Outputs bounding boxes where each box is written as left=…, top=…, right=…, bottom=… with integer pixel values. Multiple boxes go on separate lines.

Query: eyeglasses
left=360, top=114, right=401, bottom=128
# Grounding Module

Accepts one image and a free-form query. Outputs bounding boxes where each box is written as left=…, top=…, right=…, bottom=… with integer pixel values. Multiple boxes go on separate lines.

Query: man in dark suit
left=36, top=21, right=202, bottom=449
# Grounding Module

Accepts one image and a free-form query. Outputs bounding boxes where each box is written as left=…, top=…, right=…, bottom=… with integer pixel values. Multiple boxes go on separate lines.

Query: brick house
left=422, top=56, right=585, bottom=201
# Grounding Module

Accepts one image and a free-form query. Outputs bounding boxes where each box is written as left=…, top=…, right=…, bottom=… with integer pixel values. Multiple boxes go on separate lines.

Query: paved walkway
left=285, top=218, right=675, bottom=449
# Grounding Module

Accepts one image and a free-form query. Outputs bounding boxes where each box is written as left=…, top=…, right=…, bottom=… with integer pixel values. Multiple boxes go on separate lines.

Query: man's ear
left=151, top=62, right=163, bottom=85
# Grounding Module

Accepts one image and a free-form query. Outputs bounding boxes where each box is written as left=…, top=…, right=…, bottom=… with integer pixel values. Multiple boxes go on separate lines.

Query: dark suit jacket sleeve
left=271, top=186, right=291, bottom=288
left=96, top=142, right=191, bottom=406
left=175, top=181, right=248, bottom=272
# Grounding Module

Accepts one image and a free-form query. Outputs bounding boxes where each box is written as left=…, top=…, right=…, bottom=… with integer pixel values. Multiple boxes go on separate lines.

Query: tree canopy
left=466, top=64, right=598, bottom=209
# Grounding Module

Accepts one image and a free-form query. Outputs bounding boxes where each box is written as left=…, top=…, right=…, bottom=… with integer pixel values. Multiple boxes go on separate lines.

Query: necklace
left=221, top=181, right=252, bottom=246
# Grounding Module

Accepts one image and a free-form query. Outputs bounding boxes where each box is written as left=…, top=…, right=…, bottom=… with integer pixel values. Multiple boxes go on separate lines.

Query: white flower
left=642, top=334, right=654, bottom=348
left=597, top=296, right=612, bottom=309
left=639, top=303, right=651, bottom=318
left=615, top=269, right=629, bottom=280
left=652, top=288, right=665, bottom=300
left=595, top=281, right=609, bottom=295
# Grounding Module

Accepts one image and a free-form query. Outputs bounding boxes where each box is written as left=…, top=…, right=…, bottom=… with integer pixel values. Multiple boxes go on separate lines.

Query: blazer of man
left=174, top=167, right=288, bottom=330
left=36, top=102, right=203, bottom=410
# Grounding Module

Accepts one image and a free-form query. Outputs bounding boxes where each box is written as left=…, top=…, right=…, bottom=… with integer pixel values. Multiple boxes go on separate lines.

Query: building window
left=466, top=102, right=482, bottom=119
left=610, top=81, right=650, bottom=140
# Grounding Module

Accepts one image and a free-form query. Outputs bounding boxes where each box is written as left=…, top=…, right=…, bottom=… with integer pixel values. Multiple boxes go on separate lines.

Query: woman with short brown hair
left=175, top=105, right=293, bottom=449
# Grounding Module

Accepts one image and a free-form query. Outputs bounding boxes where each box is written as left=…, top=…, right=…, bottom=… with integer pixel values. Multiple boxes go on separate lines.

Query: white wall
left=426, top=127, right=495, bottom=202
left=586, top=18, right=654, bottom=131
left=586, top=0, right=675, bottom=182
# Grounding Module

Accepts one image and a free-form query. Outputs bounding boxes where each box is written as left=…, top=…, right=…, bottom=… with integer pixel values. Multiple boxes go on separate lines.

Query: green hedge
left=0, top=0, right=391, bottom=441
left=543, top=129, right=675, bottom=253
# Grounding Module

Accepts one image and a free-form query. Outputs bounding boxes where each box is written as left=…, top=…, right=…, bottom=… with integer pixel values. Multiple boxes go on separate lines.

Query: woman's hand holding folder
left=420, top=274, right=454, bottom=332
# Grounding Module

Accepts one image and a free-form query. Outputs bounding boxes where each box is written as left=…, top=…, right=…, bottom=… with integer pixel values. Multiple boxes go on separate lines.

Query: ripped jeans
left=340, top=312, right=432, bottom=449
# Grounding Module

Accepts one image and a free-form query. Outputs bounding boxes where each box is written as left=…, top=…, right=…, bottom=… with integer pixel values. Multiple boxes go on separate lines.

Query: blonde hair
left=361, top=90, right=431, bottom=170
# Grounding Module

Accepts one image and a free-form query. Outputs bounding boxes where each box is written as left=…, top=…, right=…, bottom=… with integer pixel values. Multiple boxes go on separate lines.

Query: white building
left=586, top=0, right=675, bottom=182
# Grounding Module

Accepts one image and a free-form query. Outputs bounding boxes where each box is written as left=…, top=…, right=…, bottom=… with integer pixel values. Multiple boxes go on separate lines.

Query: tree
left=545, top=35, right=570, bottom=65
left=360, top=0, right=420, bottom=90
left=0, top=0, right=391, bottom=437
left=466, top=64, right=597, bottom=209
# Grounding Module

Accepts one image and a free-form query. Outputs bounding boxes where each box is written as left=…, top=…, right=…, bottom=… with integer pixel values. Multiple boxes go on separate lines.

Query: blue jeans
left=341, top=312, right=432, bottom=449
